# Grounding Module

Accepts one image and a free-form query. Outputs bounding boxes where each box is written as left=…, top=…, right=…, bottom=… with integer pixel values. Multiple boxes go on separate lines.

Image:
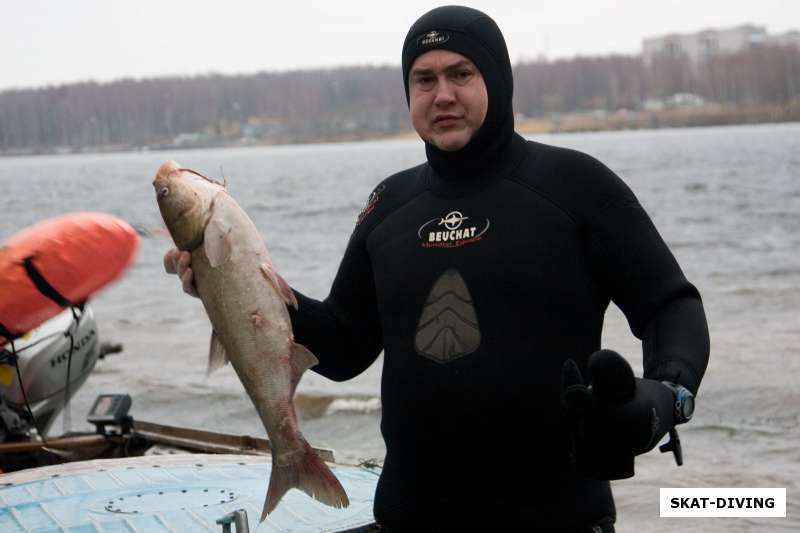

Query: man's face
left=409, top=50, right=488, bottom=152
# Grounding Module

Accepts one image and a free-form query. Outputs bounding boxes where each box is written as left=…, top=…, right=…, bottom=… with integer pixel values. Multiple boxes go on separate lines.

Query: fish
left=152, top=160, right=349, bottom=519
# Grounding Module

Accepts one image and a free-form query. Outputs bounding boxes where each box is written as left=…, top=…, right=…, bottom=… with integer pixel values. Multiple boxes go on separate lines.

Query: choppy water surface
left=1, top=123, right=798, bottom=531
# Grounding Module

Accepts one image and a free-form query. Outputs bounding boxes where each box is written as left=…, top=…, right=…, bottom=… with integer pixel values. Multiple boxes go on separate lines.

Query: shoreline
left=2, top=103, right=798, bottom=157
left=516, top=101, right=800, bottom=135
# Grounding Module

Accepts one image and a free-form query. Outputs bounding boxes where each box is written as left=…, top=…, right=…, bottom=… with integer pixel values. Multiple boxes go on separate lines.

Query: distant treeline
left=517, top=45, right=800, bottom=113
left=1, top=45, right=798, bottom=153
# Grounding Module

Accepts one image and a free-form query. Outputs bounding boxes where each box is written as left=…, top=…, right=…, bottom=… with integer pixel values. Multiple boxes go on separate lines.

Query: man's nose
left=433, top=78, right=456, bottom=106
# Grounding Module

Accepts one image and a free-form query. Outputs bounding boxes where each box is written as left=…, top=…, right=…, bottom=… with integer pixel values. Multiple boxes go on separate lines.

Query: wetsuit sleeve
left=641, top=296, right=709, bottom=394
left=287, top=225, right=383, bottom=382
left=583, top=157, right=709, bottom=394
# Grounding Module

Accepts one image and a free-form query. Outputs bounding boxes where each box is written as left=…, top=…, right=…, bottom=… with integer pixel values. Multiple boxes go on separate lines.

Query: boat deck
left=0, top=454, right=378, bottom=532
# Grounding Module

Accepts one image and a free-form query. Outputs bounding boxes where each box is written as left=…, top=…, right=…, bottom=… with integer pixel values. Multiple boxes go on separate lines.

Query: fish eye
left=159, top=186, right=169, bottom=197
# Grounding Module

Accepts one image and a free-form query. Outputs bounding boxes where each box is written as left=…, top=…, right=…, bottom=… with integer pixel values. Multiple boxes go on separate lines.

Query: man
left=166, top=6, right=709, bottom=531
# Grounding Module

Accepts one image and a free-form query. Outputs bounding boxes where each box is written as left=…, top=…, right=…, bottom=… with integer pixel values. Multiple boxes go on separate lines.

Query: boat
left=1, top=310, right=379, bottom=532
left=0, top=418, right=380, bottom=532
left=0, top=214, right=378, bottom=531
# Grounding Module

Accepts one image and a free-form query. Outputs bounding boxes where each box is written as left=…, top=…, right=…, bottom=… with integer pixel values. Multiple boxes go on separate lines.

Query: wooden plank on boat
left=132, top=420, right=336, bottom=463
left=0, top=434, right=124, bottom=453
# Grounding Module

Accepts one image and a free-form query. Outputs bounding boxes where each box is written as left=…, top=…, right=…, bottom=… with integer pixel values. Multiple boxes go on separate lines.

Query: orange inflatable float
left=0, top=212, right=139, bottom=345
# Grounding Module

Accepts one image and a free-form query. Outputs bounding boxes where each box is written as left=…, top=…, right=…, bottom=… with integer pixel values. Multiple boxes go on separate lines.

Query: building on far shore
left=643, top=25, right=800, bottom=66
left=771, top=30, right=800, bottom=49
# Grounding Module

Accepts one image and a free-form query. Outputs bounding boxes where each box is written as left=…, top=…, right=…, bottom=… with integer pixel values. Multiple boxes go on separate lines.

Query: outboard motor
left=0, top=306, right=100, bottom=441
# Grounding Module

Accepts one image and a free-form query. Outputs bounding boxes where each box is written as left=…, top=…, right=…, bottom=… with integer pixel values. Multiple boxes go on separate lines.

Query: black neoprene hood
left=401, top=5, right=516, bottom=179
left=402, top=6, right=513, bottom=104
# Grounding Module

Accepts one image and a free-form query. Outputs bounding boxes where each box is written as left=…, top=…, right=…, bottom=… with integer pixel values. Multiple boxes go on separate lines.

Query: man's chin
left=429, top=135, right=470, bottom=152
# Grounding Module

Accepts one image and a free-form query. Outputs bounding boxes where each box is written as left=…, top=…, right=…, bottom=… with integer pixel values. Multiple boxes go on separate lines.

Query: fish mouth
left=157, top=160, right=183, bottom=180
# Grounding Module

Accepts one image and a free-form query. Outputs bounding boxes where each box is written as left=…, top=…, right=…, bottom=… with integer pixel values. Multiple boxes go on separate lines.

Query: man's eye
left=453, top=70, right=473, bottom=85
left=415, top=76, right=435, bottom=90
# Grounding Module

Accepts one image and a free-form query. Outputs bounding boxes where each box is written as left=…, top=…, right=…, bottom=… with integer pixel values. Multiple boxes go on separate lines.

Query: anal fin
left=290, top=342, right=318, bottom=372
left=288, top=342, right=319, bottom=395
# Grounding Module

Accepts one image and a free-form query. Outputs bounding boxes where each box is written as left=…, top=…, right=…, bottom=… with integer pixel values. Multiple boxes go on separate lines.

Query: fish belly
left=193, top=245, right=303, bottom=455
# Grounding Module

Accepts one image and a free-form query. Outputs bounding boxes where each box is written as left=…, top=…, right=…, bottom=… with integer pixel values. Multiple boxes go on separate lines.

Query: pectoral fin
left=207, top=330, right=229, bottom=375
left=204, top=217, right=233, bottom=267
left=260, top=263, right=298, bottom=309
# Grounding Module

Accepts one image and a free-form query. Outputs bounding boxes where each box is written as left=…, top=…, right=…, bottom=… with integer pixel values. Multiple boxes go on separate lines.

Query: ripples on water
left=1, top=123, right=799, bottom=531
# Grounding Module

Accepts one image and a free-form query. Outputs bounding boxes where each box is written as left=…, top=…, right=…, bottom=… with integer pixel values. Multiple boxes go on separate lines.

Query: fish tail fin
left=261, top=440, right=349, bottom=520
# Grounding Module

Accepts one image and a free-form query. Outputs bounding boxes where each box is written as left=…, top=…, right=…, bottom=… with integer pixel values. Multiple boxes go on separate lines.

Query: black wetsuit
left=289, top=6, right=709, bottom=531
left=289, top=133, right=709, bottom=531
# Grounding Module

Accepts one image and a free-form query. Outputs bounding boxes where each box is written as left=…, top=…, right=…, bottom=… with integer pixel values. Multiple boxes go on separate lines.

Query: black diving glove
left=561, top=349, right=679, bottom=480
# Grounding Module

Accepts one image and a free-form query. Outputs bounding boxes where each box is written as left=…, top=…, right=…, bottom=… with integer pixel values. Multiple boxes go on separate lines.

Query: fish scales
left=192, top=197, right=296, bottom=452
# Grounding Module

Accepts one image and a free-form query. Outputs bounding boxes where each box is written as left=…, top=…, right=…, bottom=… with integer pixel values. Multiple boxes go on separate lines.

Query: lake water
left=1, top=123, right=799, bottom=531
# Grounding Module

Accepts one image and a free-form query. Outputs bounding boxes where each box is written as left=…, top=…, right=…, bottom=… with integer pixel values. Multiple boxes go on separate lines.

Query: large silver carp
left=152, top=160, right=348, bottom=519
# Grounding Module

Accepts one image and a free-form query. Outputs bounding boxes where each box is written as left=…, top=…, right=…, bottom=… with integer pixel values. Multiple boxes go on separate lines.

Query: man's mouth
left=433, top=115, right=462, bottom=126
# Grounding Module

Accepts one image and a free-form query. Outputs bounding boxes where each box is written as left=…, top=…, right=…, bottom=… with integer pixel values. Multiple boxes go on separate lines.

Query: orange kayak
left=0, top=212, right=138, bottom=345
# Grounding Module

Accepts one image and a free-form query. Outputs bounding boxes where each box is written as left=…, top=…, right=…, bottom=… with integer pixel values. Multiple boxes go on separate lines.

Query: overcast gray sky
left=1, top=0, right=797, bottom=91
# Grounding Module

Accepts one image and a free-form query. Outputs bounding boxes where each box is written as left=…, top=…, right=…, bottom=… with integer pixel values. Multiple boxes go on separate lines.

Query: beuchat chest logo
left=417, top=210, right=490, bottom=248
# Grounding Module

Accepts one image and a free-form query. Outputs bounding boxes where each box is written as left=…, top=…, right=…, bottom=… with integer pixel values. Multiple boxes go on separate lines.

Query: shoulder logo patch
left=414, top=269, right=481, bottom=363
left=355, top=183, right=385, bottom=227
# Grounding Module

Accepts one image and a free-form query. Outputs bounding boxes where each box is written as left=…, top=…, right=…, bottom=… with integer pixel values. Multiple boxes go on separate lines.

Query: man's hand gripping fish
left=152, top=160, right=349, bottom=520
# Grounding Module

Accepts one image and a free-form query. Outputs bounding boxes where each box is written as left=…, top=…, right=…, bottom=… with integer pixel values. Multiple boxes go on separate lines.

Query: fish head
left=153, top=160, right=219, bottom=251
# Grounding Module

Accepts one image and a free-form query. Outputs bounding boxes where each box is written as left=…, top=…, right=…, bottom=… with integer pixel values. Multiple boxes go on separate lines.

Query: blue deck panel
left=0, top=455, right=378, bottom=532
